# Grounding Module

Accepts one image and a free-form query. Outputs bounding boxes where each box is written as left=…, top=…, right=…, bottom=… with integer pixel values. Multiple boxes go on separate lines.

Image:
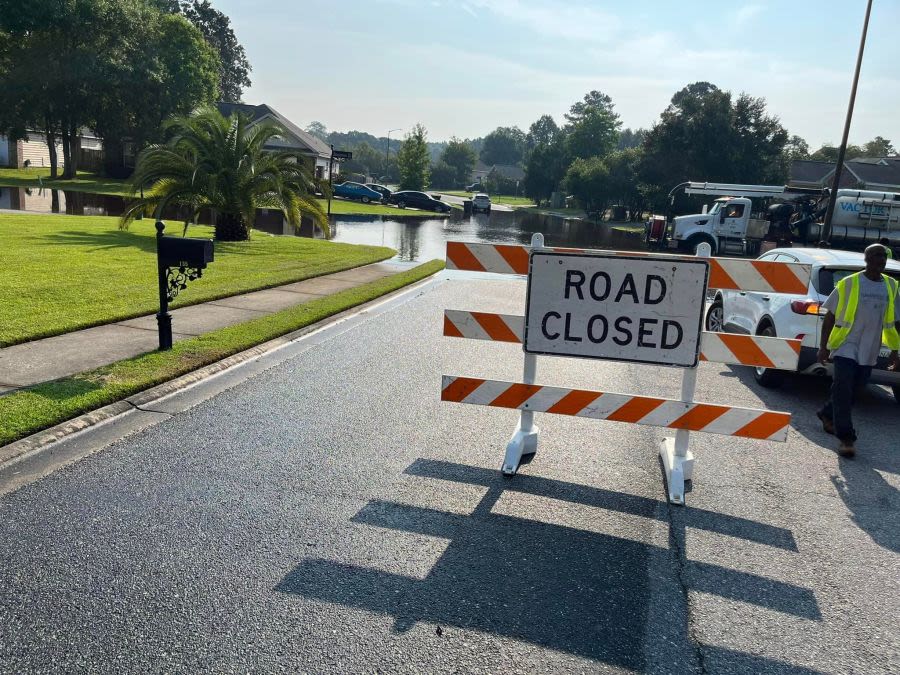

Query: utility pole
left=385, top=128, right=401, bottom=180
left=820, top=0, right=873, bottom=245
left=327, top=144, right=334, bottom=219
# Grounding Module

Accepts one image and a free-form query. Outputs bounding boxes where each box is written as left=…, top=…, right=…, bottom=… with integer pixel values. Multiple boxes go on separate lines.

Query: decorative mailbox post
left=155, top=220, right=214, bottom=350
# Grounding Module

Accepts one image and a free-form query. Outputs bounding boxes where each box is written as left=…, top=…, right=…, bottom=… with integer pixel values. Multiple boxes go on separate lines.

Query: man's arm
left=818, top=311, right=836, bottom=365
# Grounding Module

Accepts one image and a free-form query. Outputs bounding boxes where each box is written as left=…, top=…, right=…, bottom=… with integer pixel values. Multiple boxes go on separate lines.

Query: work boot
left=816, top=410, right=835, bottom=435
left=838, top=441, right=856, bottom=458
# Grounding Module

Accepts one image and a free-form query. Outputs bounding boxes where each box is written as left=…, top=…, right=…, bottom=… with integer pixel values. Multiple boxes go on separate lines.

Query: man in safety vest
left=817, top=244, right=900, bottom=457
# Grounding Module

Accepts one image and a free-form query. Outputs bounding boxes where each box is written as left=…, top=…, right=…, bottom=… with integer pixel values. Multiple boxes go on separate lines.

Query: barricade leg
left=659, top=241, right=709, bottom=505
left=501, top=231, right=544, bottom=476
left=502, top=352, right=539, bottom=475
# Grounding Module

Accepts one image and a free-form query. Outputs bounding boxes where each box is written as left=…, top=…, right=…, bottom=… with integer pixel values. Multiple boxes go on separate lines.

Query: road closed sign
left=524, top=251, right=709, bottom=367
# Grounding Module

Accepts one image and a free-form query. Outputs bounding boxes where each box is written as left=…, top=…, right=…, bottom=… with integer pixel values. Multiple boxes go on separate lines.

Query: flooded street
left=0, top=185, right=646, bottom=261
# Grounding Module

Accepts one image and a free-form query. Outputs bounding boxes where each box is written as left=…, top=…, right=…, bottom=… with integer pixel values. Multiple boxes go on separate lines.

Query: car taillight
left=790, top=300, right=822, bottom=315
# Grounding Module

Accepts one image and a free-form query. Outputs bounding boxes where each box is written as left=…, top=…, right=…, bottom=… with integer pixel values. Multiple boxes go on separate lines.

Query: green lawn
left=0, top=259, right=443, bottom=447
left=0, top=168, right=133, bottom=196
left=0, top=168, right=447, bottom=216
left=0, top=213, right=395, bottom=346
left=442, top=191, right=536, bottom=207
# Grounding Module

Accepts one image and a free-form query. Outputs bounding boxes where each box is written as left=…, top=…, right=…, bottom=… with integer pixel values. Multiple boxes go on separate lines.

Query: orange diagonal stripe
left=708, top=260, right=739, bottom=290
left=606, top=397, right=665, bottom=423
left=446, top=242, right=485, bottom=272
left=754, top=261, right=807, bottom=294
left=668, top=403, right=730, bottom=430
left=494, top=245, right=530, bottom=274
left=443, top=315, right=464, bottom=338
left=733, top=412, right=791, bottom=440
left=490, top=383, right=543, bottom=409
left=717, top=333, right=775, bottom=369
left=547, top=390, right=603, bottom=416
left=473, top=312, right=521, bottom=343
left=441, top=377, right=485, bottom=402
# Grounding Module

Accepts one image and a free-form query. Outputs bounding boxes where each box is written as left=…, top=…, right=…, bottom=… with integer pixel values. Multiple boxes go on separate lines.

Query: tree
left=479, top=126, right=526, bottom=166
left=167, top=0, right=251, bottom=102
left=564, top=90, right=621, bottom=160
left=617, top=128, right=645, bottom=150
left=429, top=161, right=456, bottom=189
left=526, top=115, right=560, bottom=149
left=862, top=136, right=895, bottom=157
left=396, top=124, right=430, bottom=191
left=604, top=148, right=644, bottom=219
left=439, top=137, right=476, bottom=187
left=783, top=135, right=810, bottom=161
left=94, top=8, right=220, bottom=177
left=121, top=108, right=326, bottom=241
left=305, top=121, right=329, bottom=142
left=523, top=138, right=569, bottom=206
left=639, top=82, right=789, bottom=205
left=564, top=156, right=610, bottom=213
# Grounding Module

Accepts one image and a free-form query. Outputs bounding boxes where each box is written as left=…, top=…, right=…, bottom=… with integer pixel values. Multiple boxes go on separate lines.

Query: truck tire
left=753, top=324, right=785, bottom=388
left=687, top=235, right=716, bottom=255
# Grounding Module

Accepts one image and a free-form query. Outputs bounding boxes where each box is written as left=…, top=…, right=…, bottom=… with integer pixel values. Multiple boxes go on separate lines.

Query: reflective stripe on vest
left=827, top=272, right=900, bottom=351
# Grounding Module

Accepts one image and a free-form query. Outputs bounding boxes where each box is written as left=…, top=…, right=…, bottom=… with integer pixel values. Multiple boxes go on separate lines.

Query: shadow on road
left=277, top=459, right=819, bottom=670
left=724, top=364, right=900, bottom=554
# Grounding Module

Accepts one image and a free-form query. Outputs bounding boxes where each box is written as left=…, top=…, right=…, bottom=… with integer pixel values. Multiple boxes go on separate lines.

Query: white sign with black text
left=524, top=251, right=709, bottom=367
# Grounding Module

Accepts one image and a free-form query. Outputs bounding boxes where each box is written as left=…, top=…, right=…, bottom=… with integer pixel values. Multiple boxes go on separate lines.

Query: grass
left=441, top=191, right=536, bottom=207
left=0, top=168, right=132, bottom=196
left=0, top=168, right=447, bottom=216
left=0, top=260, right=444, bottom=447
left=0, top=213, right=396, bottom=346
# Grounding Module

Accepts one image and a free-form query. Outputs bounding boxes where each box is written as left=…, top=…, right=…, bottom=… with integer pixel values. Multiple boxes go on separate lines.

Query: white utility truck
left=663, top=181, right=900, bottom=256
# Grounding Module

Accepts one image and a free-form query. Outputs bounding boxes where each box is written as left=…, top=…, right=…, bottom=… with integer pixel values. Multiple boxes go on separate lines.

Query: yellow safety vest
left=828, top=272, right=900, bottom=351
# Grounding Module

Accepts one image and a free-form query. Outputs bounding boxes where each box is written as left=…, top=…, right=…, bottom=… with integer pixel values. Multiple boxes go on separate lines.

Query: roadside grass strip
left=0, top=260, right=444, bottom=447
left=0, top=214, right=395, bottom=346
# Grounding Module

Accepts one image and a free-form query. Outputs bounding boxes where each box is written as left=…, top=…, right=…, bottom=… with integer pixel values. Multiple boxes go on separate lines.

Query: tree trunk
left=63, top=125, right=79, bottom=179
left=214, top=212, right=250, bottom=241
left=60, top=128, right=73, bottom=179
left=46, top=126, right=59, bottom=178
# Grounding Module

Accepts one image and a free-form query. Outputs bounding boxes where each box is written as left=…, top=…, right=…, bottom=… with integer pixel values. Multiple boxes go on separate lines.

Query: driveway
left=436, top=192, right=514, bottom=212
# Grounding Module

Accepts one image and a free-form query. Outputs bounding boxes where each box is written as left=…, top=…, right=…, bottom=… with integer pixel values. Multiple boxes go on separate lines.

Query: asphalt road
left=436, top=193, right=515, bottom=212
left=0, top=276, right=897, bottom=673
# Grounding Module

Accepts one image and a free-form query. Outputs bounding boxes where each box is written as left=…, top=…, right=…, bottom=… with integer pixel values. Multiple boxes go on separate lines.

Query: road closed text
left=524, top=252, right=709, bottom=367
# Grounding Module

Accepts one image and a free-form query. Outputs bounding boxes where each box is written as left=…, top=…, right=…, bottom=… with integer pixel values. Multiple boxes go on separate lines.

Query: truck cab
left=669, top=197, right=767, bottom=255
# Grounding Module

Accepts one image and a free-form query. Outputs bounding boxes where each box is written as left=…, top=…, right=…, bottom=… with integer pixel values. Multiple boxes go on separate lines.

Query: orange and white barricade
left=441, top=234, right=809, bottom=505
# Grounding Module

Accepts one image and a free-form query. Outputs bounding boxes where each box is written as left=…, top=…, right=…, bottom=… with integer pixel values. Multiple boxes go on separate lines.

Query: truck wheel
left=753, top=325, right=784, bottom=388
left=892, top=385, right=900, bottom=405
left=705, top=299, right=724, bottom=332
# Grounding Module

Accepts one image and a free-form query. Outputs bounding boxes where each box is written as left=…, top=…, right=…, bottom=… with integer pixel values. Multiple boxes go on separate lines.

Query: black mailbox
left=158, top=235, right=214, bottom=269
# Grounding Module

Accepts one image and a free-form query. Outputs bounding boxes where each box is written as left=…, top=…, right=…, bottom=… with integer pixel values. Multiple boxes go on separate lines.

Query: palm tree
left=121, top=108, right=327, bottom=241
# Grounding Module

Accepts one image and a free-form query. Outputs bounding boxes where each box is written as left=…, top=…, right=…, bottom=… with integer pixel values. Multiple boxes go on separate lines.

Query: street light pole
left=820, top=0, right=873, bottom=245
left=385, top=128, right=401, bottom=179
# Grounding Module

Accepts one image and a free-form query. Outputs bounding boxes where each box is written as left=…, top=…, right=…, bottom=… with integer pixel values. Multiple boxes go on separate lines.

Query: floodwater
left=0, top=185, right=646, bottom=261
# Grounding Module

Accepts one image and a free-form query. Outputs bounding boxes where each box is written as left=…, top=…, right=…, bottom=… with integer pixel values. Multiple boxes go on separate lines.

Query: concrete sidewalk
left=0, top=261, right=409, bottom=394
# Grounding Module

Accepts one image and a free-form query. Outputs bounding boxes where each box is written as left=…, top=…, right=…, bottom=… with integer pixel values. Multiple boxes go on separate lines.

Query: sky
left=216, top=0, right=899, bottom=149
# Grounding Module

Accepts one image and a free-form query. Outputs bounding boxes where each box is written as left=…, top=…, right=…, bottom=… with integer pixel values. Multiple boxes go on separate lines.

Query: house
left=469, top=162, right=526, bottom=186
left=0, top=130, right=103, bottom=170
left=789, top=157, right=900, bottom=192
left=470, top=161, right=492, bottom=185
left=216, top=102, right=335, bottom=180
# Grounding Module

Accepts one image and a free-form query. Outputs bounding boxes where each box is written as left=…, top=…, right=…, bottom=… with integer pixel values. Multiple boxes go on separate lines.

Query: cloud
left=734, top=4, right=765, bottom=25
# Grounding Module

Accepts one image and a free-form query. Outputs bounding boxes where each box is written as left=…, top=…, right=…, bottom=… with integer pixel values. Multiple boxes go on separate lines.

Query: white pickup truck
left=705, top=247, right=900, bottom=402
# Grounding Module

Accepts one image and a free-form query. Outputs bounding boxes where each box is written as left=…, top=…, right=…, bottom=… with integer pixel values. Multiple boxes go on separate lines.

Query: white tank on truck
left=661, top=182, right=900, bottom=256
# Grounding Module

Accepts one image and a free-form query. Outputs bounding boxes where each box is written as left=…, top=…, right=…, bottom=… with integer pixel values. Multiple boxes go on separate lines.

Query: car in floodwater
left=472, top=193, right=492, bottom=214
left=388, top=190, right=451, bottom=213
left=332, top=182, right=383, bottom=203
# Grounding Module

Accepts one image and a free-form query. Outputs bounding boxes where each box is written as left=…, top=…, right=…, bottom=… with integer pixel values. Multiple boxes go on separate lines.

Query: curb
left=0, top=272, right=442, bottom=471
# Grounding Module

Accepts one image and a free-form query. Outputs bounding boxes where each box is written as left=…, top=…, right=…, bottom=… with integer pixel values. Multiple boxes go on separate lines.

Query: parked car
left=465, top=182, right=483, bottom=192
left=705, top=247, right=900, bottom=400
left=332, top=181, right=382, bottom=203
left=472, top=193, right=491, bottom=214
left=388, top=190, right=451, bottom=213
left=365, top=183, right=392, bottom=201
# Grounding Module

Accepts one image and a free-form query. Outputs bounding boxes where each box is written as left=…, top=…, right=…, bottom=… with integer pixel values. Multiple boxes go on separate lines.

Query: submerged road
left=0, top=276, right=897, bottom=673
